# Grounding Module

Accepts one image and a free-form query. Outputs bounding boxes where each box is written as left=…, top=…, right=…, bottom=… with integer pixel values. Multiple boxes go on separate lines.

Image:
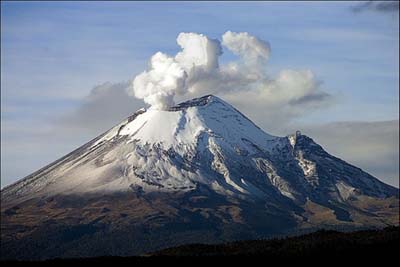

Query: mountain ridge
left=1, top=94, right=398, bottom=260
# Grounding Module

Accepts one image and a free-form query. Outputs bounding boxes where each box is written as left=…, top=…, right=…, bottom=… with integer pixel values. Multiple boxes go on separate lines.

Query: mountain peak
left=107, top=94, right=278, bottom=162
left=2, top=94, right=397, bottom=207
left=1, top=94, right=398, bottom=260
left=168, top=94, right=221, bottom=111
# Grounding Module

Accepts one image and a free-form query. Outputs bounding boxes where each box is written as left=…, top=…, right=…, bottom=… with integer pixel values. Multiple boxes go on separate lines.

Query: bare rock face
left=1, top=95, right=398, bottom=260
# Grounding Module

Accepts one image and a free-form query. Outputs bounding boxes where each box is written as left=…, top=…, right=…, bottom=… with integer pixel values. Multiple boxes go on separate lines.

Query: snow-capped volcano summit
left=1, top=95, right=398, bottom=260
left=3, top=95, right=279, bottom=200
left=99, top=94, right=277, bottom=158
left=2, top=95, right=395, bottom=202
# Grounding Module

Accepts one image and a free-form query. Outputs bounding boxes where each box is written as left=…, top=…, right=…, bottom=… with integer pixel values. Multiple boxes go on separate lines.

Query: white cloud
left=130, top=33, right=224, bottom=109
left=129, top=31, right=331, bottom=120
left=222, top=30, right=270, bottom=65
left=175, top=32, right=222, bottom=70
left=131, top=52, right=187, bottom=109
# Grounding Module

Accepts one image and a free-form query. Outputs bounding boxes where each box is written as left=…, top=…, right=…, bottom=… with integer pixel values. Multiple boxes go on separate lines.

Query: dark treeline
left=1, top=226, right=399, bottom=266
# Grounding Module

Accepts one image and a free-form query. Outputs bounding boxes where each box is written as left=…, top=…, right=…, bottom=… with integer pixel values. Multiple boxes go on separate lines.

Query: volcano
left=1, top=95, right=398, bottom=260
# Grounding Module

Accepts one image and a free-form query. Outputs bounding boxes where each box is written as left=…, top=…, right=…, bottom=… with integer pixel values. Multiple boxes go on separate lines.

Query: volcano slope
left=1, top=95, right=398, bottom=260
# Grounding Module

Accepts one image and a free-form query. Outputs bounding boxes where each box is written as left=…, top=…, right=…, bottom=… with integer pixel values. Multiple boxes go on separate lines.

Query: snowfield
left=1, top=95, right=397, bottom=206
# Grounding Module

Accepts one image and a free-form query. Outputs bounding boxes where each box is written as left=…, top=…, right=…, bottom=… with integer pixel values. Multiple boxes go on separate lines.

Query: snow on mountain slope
left=95, top=95, right=277, bottom=149
left=1, top=94, right=398, bottom=261
left=1, top=95, right=397, bottom=208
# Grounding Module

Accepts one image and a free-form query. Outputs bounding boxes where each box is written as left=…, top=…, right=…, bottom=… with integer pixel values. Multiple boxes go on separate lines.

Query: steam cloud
left=132, top=52, right=187, bottom=109
left=129, top=31, right=330, bottom=111
left=222, top=31, right=270, bottom=65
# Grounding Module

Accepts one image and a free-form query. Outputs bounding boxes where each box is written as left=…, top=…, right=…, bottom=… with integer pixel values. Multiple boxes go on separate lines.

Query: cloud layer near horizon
left=298, top=120, right=399, bottom=187
left=60, top=81, right=144, bottom=135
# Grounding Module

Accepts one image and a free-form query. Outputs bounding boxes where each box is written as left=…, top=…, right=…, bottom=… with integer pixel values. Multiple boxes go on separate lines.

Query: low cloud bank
left=298, top=120, right=399, bottom=187
left=61, top=81, right=144, bottom=135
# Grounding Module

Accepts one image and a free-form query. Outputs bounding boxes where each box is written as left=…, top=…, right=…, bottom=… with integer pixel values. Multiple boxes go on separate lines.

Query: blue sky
left=1, top=1, right=399, bottom=187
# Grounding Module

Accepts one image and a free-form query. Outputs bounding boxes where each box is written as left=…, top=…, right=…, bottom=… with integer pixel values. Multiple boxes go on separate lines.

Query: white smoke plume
left=175, top=32, right=222, bottom=71
left=222, top=31, right=270, bottom=66
left=129, top=52, right=187, bottom=109
left=130, top=33, right=222, bottom=109
left=129, top=31, right=330, bottom=112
